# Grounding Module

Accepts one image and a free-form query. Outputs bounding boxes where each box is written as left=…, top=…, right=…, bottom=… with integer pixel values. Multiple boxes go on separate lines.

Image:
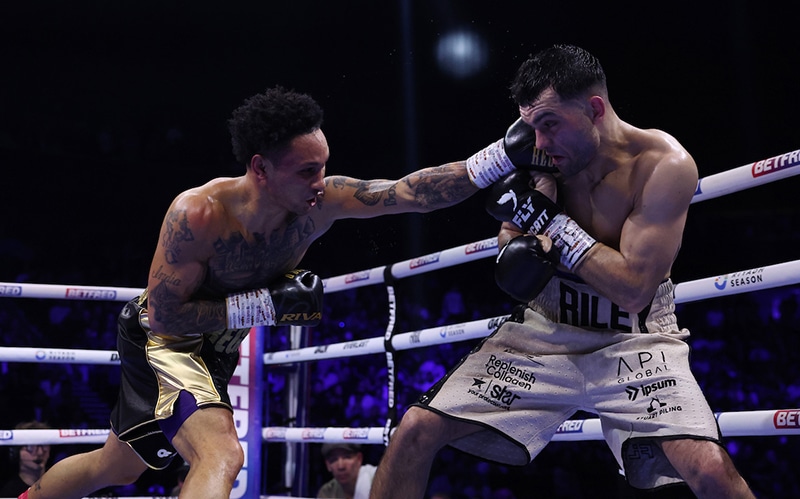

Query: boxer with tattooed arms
left=371, top=45, right=755, bottom=498
left=21, top=87, right=516, bottom=499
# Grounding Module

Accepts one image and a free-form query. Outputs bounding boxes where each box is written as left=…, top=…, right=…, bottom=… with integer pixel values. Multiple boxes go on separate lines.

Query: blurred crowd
left=1, top=260, right=799, bottom=498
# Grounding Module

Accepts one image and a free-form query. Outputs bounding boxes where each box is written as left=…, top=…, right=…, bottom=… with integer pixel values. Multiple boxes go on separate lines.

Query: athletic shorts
left=110, top=292, right=249, bottom=469
left=415, top=275, right=722, bottom=490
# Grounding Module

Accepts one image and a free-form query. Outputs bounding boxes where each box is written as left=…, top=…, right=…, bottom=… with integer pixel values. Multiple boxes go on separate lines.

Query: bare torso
left=146, top=159, right=477, bottom=335
left=502, top=124, right=697, bottom=312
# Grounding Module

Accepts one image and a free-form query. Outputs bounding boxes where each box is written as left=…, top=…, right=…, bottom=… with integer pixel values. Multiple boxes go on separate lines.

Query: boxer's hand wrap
left=487, top=170, right=596, bottom=270
left=543, top=213, right=597, bottom=270
left=226, top=269, right=323, bottom=328
left=226, top=288, right=276, bottom=328
left=467, top=138, right=516, bottom=188
left=466, top=118, right=556, bottom=188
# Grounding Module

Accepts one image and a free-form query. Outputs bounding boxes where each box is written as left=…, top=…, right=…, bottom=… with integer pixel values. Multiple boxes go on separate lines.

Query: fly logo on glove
left=510, top=194, right=552, bottom=234
left=487, top=170, right=559, bottom=235
left=487, top=170, right=597, bottom=271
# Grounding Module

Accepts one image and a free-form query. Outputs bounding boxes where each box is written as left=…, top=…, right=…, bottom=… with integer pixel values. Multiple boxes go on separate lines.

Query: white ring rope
left=2, top=257, right=799, bottom=444
left=690, top=147, right=800, bottom=203
left=1, top=147, right=798, bottom=302
left=262, top=408, right=800, bottom=442
left=2, top=150, right=799, bottom=452
left=267, top=252, right=800, bottom=365
left=262, top=408, right=800, bottom=443
left=3, top=408, right=799, bottom=447
left=2, top=255, right=800, bottom=365
left=0, top=347, right=120, bottom=364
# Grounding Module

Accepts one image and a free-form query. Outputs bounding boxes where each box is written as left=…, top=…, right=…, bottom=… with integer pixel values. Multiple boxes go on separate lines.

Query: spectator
left=317, top=443, right=376, bottom=499
left=0, top=421, right=52, bottom=497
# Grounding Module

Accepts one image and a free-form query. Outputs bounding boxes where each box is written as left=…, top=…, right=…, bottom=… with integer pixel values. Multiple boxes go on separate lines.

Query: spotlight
left=435, top=29, right=488, bottom=79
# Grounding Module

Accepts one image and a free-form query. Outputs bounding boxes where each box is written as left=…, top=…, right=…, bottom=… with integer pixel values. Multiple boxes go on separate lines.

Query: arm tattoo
left=404, top=165, right=476, bottom=208
left=149, top=280, right=226, bottom=334
left=353, top=179, right=397, bottom=206
left=329, top=176, right=398, bottom=207
left=326, top=163, right=477, bottom=210
left=162, top=209, right=195, bottom=264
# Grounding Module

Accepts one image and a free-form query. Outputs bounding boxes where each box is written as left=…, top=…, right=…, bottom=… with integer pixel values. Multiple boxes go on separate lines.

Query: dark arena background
left=1, top=1, right=799, bottom=498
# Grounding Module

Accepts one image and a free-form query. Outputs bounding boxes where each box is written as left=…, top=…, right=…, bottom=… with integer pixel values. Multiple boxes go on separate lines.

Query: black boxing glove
left=495, top=235, right=556, bottom=302
left=225, top=269, right=323, bottom=327
left=467, top=118, right=557, bottom=188
left=502, top=118, right=557, bottom=173
left=487, top=170, right=599, bottom=271
left=486, top=170, right=562, bottom=234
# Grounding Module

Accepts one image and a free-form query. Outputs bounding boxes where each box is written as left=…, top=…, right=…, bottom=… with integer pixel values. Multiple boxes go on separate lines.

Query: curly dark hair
left=228, top=86, right=324, bottom=166
left=510, top=44, right=607, bottom=107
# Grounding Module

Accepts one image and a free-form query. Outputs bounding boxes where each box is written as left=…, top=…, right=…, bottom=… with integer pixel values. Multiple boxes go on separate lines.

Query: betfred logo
left=301, top=428, right=326, bottom=440
left=65, top=288, right=117, bottom=300
left=751, top=149, right=800, bottom=177
left=342, top=428, right=370, bottom=439
left=0, top=285, right=22, bottom=296
left=556, top=419, right=585, bottom=434
left=344, top=271, right=370, bottom=284
left=464, top=238, right=497, bottom=255
left=409, top=253, right=440, bottom=269
left=59, top=429, right=109, bottom=437
left=264, top=428, right=287, bottom=439
left=774, top=409, right=800, bottom=429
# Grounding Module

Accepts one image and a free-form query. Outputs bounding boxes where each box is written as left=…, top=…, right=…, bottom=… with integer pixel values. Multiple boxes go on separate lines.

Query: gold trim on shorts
left=137, top=290, right=226, bottom=419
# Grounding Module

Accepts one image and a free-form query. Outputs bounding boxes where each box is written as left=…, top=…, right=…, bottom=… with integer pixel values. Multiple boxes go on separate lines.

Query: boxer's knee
left=393, top=406, right=475, bottom=453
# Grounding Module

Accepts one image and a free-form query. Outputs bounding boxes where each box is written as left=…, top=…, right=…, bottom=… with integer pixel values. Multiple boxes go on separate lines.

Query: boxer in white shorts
left=370, top=45, right=754, bottom=498
left=417, top=273, right=720, bottom=489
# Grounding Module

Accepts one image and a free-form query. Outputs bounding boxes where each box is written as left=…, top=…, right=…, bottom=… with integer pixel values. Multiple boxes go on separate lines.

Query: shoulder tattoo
left=162, top=209, right=195, bottom=264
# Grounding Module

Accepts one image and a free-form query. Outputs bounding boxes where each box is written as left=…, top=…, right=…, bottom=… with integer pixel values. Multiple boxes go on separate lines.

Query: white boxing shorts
left=415, top=274, right=722, bottom=490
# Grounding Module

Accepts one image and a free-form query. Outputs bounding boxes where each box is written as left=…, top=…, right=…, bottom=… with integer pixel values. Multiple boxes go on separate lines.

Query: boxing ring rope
left=1, top=148, right=800, bottom=495
left=3, top=406, right=798, bottom=446
left=3, top=256, right=800, bottom=367
left=3, top=146, right=800, bottom=304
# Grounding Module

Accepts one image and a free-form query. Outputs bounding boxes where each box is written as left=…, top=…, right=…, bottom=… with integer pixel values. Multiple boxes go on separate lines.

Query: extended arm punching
left=323, top=119, right=554, bottom=219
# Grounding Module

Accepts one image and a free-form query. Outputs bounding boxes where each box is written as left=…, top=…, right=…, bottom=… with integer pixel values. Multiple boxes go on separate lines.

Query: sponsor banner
left=65, top=287, right=118, bottom=300
left=229, top=327, right=263, bottom=499
left=409, top=253, right=441, bottom=269
left=751, top=149, right=800, bottom=178
left=674, top=260, right=800, bottom=304
left=59, top=429, right=109, bottom=438
left=342, top=428, right=371, bottom=440
left=464, top=238, right=498, bottom=255
left=555, top=419, right=586, bottom=434
left=0, top=284, right=22, bottom=296
left=774, top=409, right=800, bottom=429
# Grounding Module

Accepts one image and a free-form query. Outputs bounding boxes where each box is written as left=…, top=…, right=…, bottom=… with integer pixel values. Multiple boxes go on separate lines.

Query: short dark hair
left=321, top=443, right=361, bottom=459
left=228, top=86, right=324, bottom=165
left=510, top=44, right=607, bottom=107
